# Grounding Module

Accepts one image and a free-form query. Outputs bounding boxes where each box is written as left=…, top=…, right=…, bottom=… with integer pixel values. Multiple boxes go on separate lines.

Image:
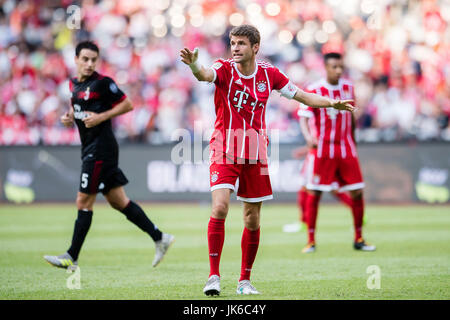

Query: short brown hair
left=229, top=24, right=260, bottom=47
left=76, top=41, right=99, bottom=57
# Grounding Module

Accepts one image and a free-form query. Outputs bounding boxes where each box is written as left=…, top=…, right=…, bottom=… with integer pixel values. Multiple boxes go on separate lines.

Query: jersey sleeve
left=102, top=77, right=127, bottom=107
left=69, top=78, right=74, bottom=93
left=271, top=67, right=298, bottom=99
left=211, top=59, right=230, bottom=88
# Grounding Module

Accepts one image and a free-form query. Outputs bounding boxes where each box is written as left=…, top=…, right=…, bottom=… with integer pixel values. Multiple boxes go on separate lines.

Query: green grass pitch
left=0, top=202, right=449, bottom=300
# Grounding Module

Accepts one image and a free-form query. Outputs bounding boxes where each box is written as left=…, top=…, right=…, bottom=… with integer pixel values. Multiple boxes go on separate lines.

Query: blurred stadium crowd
left=0, top=0, right=449, bottom=145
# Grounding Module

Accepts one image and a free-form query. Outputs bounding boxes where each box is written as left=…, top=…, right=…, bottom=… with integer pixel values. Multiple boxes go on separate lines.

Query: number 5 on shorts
left=81, top=173, right=89, bottom=188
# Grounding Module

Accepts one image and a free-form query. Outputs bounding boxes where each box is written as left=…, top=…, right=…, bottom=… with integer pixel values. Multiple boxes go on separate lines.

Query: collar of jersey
left=233, top=61, right=258, bottom=79
left=73, top=71, right=98, bottom=84
left=322, top=78, right=342, bottom=90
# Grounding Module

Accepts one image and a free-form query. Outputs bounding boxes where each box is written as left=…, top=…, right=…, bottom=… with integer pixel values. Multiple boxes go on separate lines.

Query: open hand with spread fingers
left=180, top=47, right=199, bottom=66
left=331, top=99, right=355, bottom=112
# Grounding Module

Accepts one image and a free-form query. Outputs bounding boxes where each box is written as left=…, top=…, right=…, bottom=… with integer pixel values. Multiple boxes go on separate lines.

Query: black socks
left=67, top=209, right=93, bottom=261
left=120, top=201, right=162, bottom=242
left=67, top=201, right=162, bottom=262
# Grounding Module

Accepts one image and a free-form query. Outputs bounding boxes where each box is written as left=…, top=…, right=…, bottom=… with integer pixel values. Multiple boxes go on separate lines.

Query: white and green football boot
left=203, top=275, right=220, bottom=296
left=44, top=252, right=77, bottom=269
left=236, top=280, right=260, bottom=295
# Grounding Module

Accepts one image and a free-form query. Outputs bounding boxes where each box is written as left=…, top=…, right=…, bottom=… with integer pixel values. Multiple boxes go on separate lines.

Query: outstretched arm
left=293, top=89, right=355, bottom=112
left=180, top=47, right=215, bottom=82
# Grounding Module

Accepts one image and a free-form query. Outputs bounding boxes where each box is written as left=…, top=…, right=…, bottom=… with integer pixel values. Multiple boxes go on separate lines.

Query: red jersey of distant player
left=209, top=58, right=296, bottom=163
left=298, top=78, right=364, bottom=192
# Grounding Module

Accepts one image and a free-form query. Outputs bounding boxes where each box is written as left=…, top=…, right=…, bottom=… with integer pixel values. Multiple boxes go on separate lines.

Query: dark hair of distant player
left=229, top=24, right=261, bottom=47
left=75, top=41, right=99, bottom=57
left=324, top=52, right=342, bottom=64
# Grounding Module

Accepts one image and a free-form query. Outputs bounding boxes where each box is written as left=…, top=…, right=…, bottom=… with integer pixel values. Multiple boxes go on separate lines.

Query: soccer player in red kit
left=284, top=119, right=354, bottom=234
left=299, top=52, right=375, bottom=253
left=180, top=25, right=355, bottom=296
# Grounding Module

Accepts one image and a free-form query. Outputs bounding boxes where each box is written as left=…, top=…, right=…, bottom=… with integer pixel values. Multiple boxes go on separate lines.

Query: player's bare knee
left=76, top=195, right=93, bottom=211
left=350, top=189, right=363, bottom=200
left=243, top=205, right=260, bottom=230
left=105, top=188, right=129, bottom=211
left=244, top=215, right=260, bottom=230
left=76, top=192, right=97, bottom=211
left=243, top=207, right=257, bottom=218
left=108, top=199, right=120, bottom=211
left=307, top=189, right=321, bottom=196
left=211, top=202, right=228, bottom=219
left=108, top=198, right=128, bottom=211
left=244, top=218, right=259, bottom=231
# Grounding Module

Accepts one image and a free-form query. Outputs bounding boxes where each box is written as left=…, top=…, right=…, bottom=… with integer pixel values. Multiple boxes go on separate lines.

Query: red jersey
left=210, top=58, right=297, bottom=162
left=298, top=78, right=357, bottom=159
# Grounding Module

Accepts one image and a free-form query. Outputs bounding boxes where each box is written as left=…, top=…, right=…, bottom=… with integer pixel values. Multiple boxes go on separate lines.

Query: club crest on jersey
left=256, top=81, right=267, bottom=93
left=109, top=83, right=118, bottom=93
left=211, top=171, right=219, bottom=183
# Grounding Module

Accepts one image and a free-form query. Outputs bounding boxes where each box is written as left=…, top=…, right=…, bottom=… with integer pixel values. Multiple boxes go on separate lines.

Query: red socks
left=239, top=227, right=260, bottom=282
left=334, top=191, right=364, bottom=240
left=334, top=192, right=353, bottom=208
left=208, top=217, right=261, bottom=281
left=207, top=217, right=225, bottom=277
left=351, top=197, right=364, bottom=240
left=304, top=191, right=364, bottom=243
left=298, top=189, right=308, bottom=223
left=306, top=193, right=321, bottom=243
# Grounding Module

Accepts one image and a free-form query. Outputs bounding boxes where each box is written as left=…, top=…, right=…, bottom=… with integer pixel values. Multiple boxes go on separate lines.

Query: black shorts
left=79, top=160, right=128, bottom=195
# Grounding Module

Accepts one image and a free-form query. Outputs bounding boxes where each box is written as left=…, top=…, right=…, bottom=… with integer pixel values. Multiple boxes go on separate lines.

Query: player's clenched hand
left=331, top=99, right=355, bottom=112
left=83, top=111, right=104, bottom=128
left=180, top=47, right=198, bottom=65
left=60, top=112, right=74, bottom=127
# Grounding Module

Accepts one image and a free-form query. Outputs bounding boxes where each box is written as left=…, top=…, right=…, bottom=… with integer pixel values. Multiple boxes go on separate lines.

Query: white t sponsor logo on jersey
left=233, top=90, right=249, bottom=111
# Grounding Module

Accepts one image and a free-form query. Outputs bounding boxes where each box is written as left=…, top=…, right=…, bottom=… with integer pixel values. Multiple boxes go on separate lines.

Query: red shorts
left=210, top=154, right=273, bottom=202
left=305, top=150, right=364, bottom=192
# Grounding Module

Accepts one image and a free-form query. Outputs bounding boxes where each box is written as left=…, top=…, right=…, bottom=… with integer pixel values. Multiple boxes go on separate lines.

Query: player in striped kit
left=284, top=106, right=356, bottom=234
left=180, top=25, right=356, bottom=296
left=298, top=52, right=375, bottom=253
